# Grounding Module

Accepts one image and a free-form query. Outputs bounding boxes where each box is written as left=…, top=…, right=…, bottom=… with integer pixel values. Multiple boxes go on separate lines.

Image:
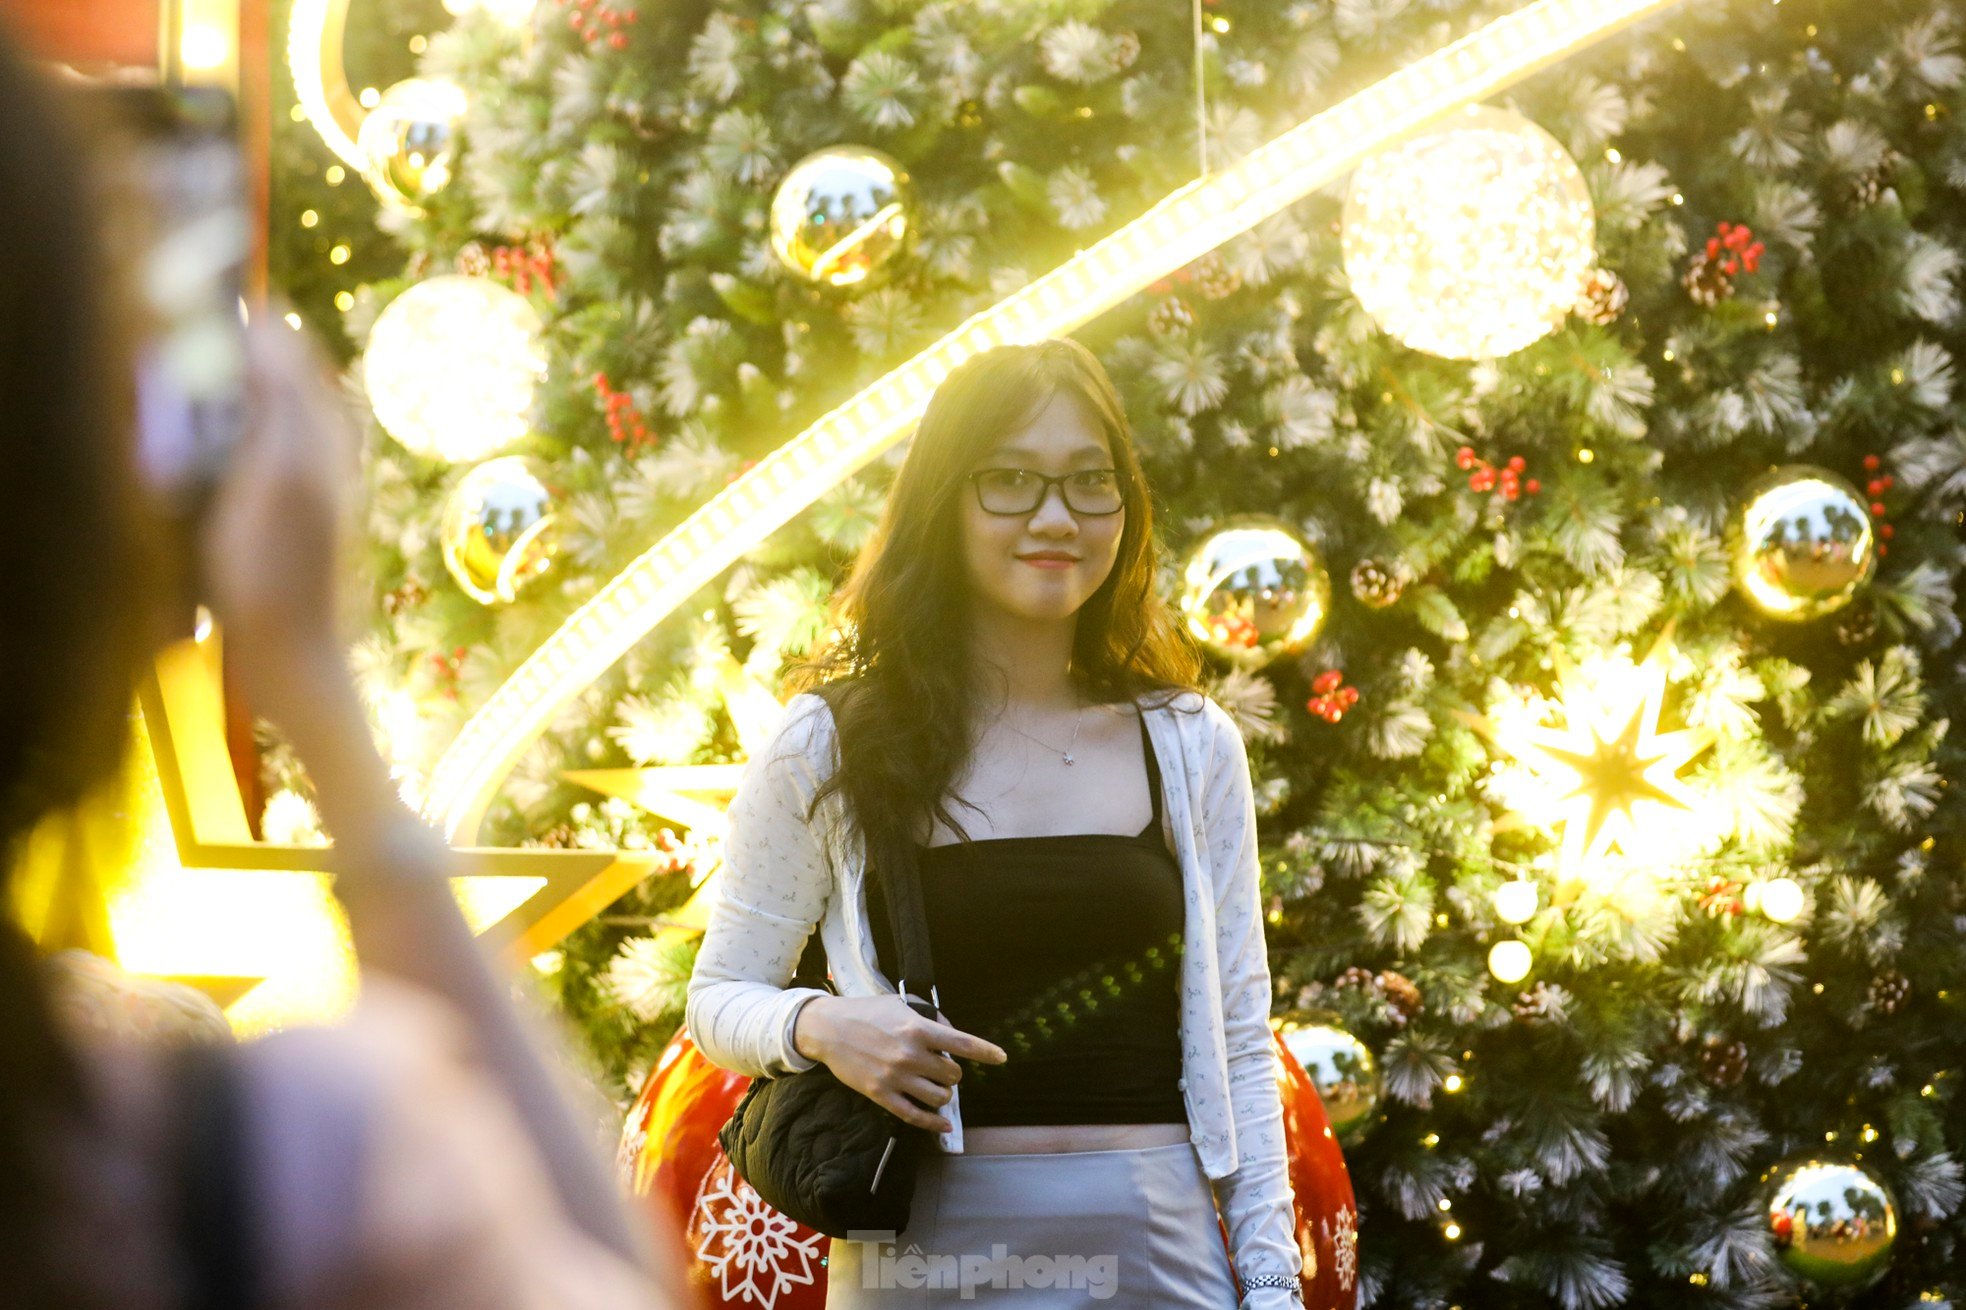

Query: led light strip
left=288, top=0, right=367, bottom=170
left=425, top=0, right=1688, bottom=841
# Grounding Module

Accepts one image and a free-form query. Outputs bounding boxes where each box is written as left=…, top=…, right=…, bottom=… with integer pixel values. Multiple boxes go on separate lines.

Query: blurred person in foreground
left=0, top=26, right=689, bottom=1310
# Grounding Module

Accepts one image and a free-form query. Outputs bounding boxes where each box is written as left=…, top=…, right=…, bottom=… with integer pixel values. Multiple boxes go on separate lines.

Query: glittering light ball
left=1734, top=465, right=1877, bottom=620
left=1763, top=1158, right=1898, bottom=1292
left=1341, top=104, right=1596, bottom=359
left=441, top=457, right=560, bottom=604
left=1748, top=877, right=1805, bottom=924
left=1488, top=940, right=1533, bottom=984
left=363, top=275, right=546, bottom=463
left=357, top=78, right=467, bottom=214
left=1277, top=1018, right=1381, bottom=1147
left=769, top=146, right=914, bottom=288
left=1176, top=516, right=1330, bottom=667
left=1492, top=881, right=1540, bottom=925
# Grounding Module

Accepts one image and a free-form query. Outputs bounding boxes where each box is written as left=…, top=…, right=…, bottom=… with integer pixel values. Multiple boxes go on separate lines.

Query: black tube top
left=867, top=712, right=1187, bottom=1127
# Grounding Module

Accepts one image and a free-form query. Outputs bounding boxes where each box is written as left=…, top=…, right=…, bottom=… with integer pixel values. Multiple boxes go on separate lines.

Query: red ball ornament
left=621, top=1026, right=1359, bottom=1309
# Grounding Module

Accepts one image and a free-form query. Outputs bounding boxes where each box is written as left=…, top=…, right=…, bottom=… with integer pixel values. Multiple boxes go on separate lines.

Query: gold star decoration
left=562, top=657, right=788, bottom=932
left=14, top=635, right=676, bottom=1036
left=1469, top=632, right=1715, bottom=875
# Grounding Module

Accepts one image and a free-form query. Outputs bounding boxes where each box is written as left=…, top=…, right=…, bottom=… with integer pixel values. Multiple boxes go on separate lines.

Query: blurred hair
left=0, top=22, right=154, bottom=1305
left=783, top=338, right=1202, bottom=879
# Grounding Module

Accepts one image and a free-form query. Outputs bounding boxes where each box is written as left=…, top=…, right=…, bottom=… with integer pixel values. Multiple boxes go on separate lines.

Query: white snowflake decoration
left=1320, top=1205, right=1358, bottom=1292
left=692, top=1156, right=825, bottom=1308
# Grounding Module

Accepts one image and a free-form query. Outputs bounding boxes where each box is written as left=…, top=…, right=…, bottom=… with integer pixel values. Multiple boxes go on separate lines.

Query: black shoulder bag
left=715, top=682, right=942, bottom=1240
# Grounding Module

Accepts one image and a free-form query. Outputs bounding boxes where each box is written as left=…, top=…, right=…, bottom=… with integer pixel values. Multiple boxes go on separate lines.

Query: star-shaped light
left=562, top=658, right=787, bottom=931
left=17, top=636, right=675, bottom=1036
left=1475, top=637, right=1715, bottom=875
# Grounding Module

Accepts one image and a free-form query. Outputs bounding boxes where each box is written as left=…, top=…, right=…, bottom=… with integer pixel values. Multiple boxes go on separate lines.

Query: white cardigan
left=686, top=686, right=1304, bottom=1306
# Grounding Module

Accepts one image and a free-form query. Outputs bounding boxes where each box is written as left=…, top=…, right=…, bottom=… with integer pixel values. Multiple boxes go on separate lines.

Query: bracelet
left=1241, top=1272, right=1304, bottom=1299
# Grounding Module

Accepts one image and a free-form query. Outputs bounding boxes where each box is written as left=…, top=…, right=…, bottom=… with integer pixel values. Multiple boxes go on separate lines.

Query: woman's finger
left=897, top=1074, right=953, bottom=1108
left=878, top=1090, right=949, bottom=1133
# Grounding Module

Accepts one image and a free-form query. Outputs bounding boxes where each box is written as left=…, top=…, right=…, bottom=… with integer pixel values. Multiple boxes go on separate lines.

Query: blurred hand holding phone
left=91, top=80, right=250, bottom=632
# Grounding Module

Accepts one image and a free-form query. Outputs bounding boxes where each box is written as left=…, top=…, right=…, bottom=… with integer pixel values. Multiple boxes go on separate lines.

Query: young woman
left=687, top=339, right=1303, bottom=1307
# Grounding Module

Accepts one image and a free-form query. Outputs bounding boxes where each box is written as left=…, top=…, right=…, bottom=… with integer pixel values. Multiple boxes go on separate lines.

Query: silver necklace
left=998, top=703, right=1087, bottom=766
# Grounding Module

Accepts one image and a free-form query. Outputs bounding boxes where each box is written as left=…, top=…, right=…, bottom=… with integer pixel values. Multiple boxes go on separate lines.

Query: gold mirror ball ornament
left=1762, top=1156, right=1898, bottom=1292
left=1277, top=1017, right=1381, bottom=1147
left=442, top=456, right=561, bottom=605
left=768, top=145, right=914, bottom=289
left=1177, top=516, right=1331, bottom=667
left=1734, top=465, right=1877, bottom=620
left=357, top=78, right=466, bottom=214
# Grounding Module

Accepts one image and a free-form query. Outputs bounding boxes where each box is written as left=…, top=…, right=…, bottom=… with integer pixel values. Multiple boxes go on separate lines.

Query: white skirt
left=823, top=1141, right=1237, bottom=1307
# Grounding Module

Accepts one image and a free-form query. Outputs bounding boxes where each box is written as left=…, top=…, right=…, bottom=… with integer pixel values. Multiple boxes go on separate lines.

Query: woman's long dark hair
left=0, top=25, right=153, bottom=1305
left=783, top=338, right=1203, bottom=879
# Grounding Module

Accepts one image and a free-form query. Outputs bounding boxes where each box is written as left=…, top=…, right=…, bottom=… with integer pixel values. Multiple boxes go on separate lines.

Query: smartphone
left=92, top=81, right=250, bottom=621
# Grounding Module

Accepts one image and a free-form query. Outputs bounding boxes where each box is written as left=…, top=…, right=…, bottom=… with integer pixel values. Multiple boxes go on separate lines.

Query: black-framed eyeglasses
left=966, top=467, right=1125, bottom=516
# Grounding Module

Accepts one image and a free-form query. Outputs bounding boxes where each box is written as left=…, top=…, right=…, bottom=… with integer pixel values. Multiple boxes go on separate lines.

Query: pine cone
left=1869, top=969, right=1911, bottom=1015
left=455, top=241, right=491, bottom=277
left=1699, top=1034, right=1748, bottom=1087
left=1847, top=152, right=1898, bottom=208
left=1681, top=255, right=1733, bottom=307
left=1377, top=970, right=1423, bottom=1024
left=1334, top=966, right=1376, bottom=992
left=1148, top=296, right=1196, bottom=339
left=1573, top=267, right=1628, bottom=325
left=1349, top=558, right=1405, bottom=609
left=1191, top=252, right=1241, bottom=300
left=1513, top=982, right=1559, bottom=1023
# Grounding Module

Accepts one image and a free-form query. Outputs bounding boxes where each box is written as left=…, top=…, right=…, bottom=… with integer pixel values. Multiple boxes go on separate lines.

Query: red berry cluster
left=1706, top=222, right=1764, bottom=277
left=1698, top=874, right=1745, bottom=918
left=1307, top=669, right=1359, bottom=723
left=1863, top=453, right=1896, bottom=559
left=1455, top=447, right=1541, bottom=501
left=1683, top=221, right=1765, bottom=305
left=592, top=372, right=653, bottom=452
left=557, top=0, right=637, bottom=48
left=491, top=241, right=558, bottom=299
left=429, top=645, right=468, bottom=701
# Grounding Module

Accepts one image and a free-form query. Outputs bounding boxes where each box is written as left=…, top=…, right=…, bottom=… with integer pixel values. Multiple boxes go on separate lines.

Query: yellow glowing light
left=329, top=244, right=351, bottom=264
left=1493, top=880, right=1539, bottom=924
left=1342, top=104, right=1596, bottom=359
left=287, top=0, right=373, bottom=170
left=283, top=311, right=304, bottom=330
left=363, top=276, right=546, bottom=463
left=33, top=638, right=675, bottom=1033
left=422, top=0, right=1694, bottom=842
left=334, top=291, right=355, bottom=311
left=1478, top=641, right=1714, bottom=875
left=300, top=208, right=320, bottom=227
left=1443, top=1073, right=1466, bottom=1094
left=443, top=0, right=538, bottom=22
left=1750, top=876, right=1804, bottom=923
left=1444, top=1223, right=1464, bottom=1240
left=180, top=22, right=232, bottom=71
left=1488, top=940, right=1533, bottom=983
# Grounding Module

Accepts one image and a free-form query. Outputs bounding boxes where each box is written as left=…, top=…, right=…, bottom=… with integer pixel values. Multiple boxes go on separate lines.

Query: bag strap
left=808, top=681, right=937, bottom=1006
left=172, top=1041, right=258, bottom=1310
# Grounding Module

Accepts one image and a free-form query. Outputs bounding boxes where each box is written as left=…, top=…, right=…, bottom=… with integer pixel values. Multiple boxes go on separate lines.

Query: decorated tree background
left=267, top=0, right=1966, bottom=1303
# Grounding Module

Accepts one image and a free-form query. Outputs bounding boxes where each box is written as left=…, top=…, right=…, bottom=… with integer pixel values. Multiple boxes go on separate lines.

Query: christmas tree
left=270, top=0, right=1966, bottom=1302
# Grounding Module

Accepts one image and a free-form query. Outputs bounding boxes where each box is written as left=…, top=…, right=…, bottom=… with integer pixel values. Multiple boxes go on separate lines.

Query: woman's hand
left=794, top=995, right=1006, bottom=1132
left=200, top=311, right=360, bottom=724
